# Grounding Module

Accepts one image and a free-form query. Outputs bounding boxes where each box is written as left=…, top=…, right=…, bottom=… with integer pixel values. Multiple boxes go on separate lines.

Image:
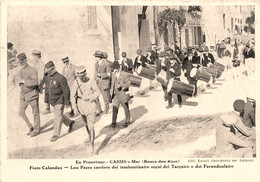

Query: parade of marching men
left=6, top=5, right=256, bottom=158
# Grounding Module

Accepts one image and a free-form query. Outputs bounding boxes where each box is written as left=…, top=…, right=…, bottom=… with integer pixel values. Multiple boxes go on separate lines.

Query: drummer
left=182, top=49, right=199, bottom=96
left=134, top=49, right=149, bottom=95
left=157, top=52, right=170, bottom=102
left=146, top=47, right=156, bottom=90
left=166, top=54, right=182, bottom=108
left=202, top=46, right=215, bottom=67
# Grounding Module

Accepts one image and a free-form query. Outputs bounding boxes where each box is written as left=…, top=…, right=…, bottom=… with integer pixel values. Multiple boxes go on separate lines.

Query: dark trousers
left=112, top=96, right=130, bottom=124
left=162, top=85, right=182, bottom=105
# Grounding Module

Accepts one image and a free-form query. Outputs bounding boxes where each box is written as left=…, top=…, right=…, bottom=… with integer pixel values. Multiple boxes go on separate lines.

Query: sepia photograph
left=5, top=4, right=256, bottom=159
left=1, top=1, right=259, bottom=181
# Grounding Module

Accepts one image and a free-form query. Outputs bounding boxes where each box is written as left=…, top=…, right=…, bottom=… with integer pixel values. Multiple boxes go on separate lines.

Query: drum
left=148, top=64, right=157, bottom=73
left=212, top=62, right=225, bottom=78
left=156, top=70, right=168, bottom=87
left=203, top=66, right=218, bottom=78
left=136, top=66, right=155, bottom=80
left=190, top=67, right=211, bottom=83
left=128, top=74, right=142, bottom=87
left=167, top=79, right=195, bottom=97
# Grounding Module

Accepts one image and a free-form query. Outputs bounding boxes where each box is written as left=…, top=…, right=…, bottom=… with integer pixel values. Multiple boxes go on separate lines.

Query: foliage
left=158, top=8, right=187, bottom=35
left=187, top=6, right=202, bottom=14
left=244, top=11, right=255, bottom=34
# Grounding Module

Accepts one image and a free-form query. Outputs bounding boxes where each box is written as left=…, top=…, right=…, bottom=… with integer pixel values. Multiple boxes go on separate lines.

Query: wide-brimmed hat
left=220, top=114, right=237, bottom=126
left=93, top=51, right=104, bottom=58
left=76, top=66, right=87, bottom=76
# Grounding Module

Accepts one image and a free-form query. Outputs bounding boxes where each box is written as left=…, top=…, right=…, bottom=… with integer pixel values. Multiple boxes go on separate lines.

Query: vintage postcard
left=1, top=0, right=259, bottom=181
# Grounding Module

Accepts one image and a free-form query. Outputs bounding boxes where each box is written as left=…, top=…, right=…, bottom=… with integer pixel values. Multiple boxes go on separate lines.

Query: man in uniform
left=93, top=51, right=112, bottom=115
left=215, top=114, right=254, bottom=158
left=45, top=61, right=75, bottom=142
left=166, top=54, right=182, bottom=108
left=32, top=50, right=45, bottom=84
left=61, top=56, right=77, bottom=116
left=17, top=53, right=41, bottom=137
left=71, top=66, right=100, bottom=154
left=110, top=61, right=131, bottom=127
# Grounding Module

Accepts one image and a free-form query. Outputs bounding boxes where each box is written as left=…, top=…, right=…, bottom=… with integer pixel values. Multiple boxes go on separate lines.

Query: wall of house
left=8, top=6, right=113, bottom=78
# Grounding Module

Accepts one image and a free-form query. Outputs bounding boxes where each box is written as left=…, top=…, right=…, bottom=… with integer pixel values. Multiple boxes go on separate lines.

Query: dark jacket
left=45, top=71, right=70, bottom=106
left=121, top=58, right=133, bottom=74
left=134, top=55, right=148, bottom=70
left=202, top=53, right=215, bottom=67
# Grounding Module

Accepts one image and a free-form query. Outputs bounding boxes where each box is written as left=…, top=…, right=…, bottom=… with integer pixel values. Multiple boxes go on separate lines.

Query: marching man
left=71, top=66, right=100, bottom=154
left=110, top=61, right=132, bottom=128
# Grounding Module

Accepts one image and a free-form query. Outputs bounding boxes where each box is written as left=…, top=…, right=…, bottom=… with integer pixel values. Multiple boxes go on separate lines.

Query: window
left=87, top=6, right=97, bottom=29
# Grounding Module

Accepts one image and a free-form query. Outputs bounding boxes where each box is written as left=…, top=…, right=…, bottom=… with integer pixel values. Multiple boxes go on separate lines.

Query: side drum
left=136, top=66, right=156, bottom=80
left=212, top=62, right=225, bottom=78
left=156, top=70, right=168, bottom=87
left=190, top=67, right=211, bottom=83
left=203, top=66, right=218, bottom=78
left=167, top=79, right=195, bottom=97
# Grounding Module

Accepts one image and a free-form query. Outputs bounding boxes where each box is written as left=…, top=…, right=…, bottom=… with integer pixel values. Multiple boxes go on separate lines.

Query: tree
left=158, top=8, right=186, bottom=49
left=244, top=11, right=255, bottom=34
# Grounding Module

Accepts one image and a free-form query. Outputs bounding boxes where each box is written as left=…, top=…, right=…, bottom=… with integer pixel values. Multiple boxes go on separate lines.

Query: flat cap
left=93, top=51, right=103, bottom=58
left=62, top=56, right=69, bottom=62
left=45, top=61, right=55, bottom=69
left=203, top=46, right=209, bottom=52
left=32, top=50, right=41, bottom=56
left=17, top=53, right=27, bottom=60
left=76, top=66, right=87, bottom=76
left=198, top=47, right=204, bottom=52
left=233, top=99, right=245, bottom=112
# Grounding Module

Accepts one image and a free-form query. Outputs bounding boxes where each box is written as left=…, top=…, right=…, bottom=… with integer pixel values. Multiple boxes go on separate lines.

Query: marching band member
left=182, top=49, right=199, bottom=96
left=134, top=49, right=149, bottom=95
left=71, top=66, right=100, bottom=154
left=166, top=54, right=182, bottom=108
left=156, top=52, right=170, bottom=102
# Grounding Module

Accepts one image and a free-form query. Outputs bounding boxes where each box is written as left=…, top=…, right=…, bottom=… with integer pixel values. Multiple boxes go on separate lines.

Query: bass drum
left=190, top=67, right=211, bottom=83
left=211, top=62, right=225, bottom=78
left=128, top=74, right=142, bottom=87
left=167, top=79, right=195, bottom=97
left=203, top=66, right=218, bottom=78
left=156, top=70, right=168, bottom=87
left=136, top=66, right=156, bottom=80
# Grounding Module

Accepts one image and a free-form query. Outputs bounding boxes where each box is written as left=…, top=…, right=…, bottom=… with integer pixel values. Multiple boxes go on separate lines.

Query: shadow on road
left=177, top=96, right=198, bottom=107
left=59, top=114, right=102, bottom=139
left=95, top=105, right=148, bottom=155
